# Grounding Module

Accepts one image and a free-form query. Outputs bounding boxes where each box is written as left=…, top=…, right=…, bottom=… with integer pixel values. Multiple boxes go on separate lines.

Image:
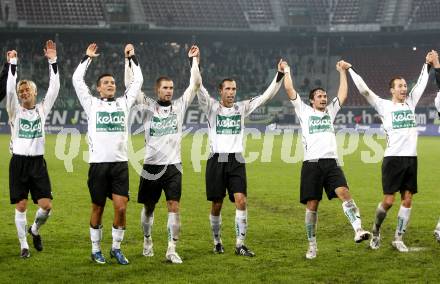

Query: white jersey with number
left=197, top=73, right=283, bottom=154
left=349, top=64, right=430, bottom=157
left=291, top=96, right=341, bottom=161
left=6, top=58, right=60, bottom=156
left=125, top=57, right=201, bottom=165
left=72, top=56, right=143, bottom=163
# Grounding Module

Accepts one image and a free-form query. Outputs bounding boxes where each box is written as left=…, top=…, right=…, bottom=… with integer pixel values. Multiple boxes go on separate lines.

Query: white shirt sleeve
left=134, top=92, right=157, bottom=113
left=289, top=95, right=309, bottom=118
left=124, top=58, right=133, bottom=89
left=41, top=59, right=60, bottom=116
left=243, top=73, right=283, bottom=117
left=435, top=91, right=440, bottom=113
left=348, top=68, right=385, bottom=115
left=327, top=97, right=341, bottom=122
left=6, top=59, right=19, bottom=122
left=197, top=84, right=216, bottom=116
left=72, top=57, right=94, bottom=117
left=176, top=57, right=201, bottom=113
left=123, top=56, right=144, bottom=108
left=406, top=63, right=430, bottom=107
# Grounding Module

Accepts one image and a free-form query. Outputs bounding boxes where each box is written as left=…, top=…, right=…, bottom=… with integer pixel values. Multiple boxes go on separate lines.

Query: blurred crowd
left=1, top=38, right=328, bottom=109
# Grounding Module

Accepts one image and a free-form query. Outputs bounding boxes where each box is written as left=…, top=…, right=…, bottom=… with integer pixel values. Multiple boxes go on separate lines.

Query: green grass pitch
left=0, top=133, right=439, bottom=283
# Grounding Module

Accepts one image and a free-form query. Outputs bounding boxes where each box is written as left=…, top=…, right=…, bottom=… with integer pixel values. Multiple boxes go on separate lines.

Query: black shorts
left=9, top=155, right=52, bottom=204
left=205, top=153, right=247, bottom=202
left=382, top=156, right=417, bottom=195
left=138, top=164, right=182, bottom=204
left=88, top=162, right=129, bottom=206
left=300, top=159, right=348, bottom=204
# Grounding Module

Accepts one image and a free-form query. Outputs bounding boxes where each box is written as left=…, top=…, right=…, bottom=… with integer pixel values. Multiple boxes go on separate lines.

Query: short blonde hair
left=17, top=80, right=37, bottom=94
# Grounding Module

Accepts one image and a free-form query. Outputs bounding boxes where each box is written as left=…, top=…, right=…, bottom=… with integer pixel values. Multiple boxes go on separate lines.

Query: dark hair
left=218, top=78, right=235, bottom=90
left=388, top=76, right=405, bottom=89
left=96, top=73, right=114, bottom=87
left=308, top=87, right=326, bottom=105
left=155, top=76, right=173, bottom=93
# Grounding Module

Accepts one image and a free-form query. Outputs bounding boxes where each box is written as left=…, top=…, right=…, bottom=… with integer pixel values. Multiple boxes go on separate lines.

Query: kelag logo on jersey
left=216, top=115, right=241, bottom=134
left=150, top=114, right=178, bottom=136
left=392, top=110, right=416, bottom=129
left=308, top=115, right=332, bottom=134
left=96, top=111, right=125, bottom=132
left=18, top=118, right=43, bottom=139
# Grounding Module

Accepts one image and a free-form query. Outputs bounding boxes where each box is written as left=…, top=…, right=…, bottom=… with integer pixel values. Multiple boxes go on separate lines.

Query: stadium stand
left=283, top=0, right=383, bottom=26
left=15, top=0, right=105, bottom=25
left=343, top=47, right=437, bottom=106
left=3, top=0, right=440, bottom=108
left=238, top=0, right=274, bottom=24
left=7, top=0, right=387, bottom=28
left=140, top=0, right=249, bottom=29
left=411, top=0, right=440, bottom=23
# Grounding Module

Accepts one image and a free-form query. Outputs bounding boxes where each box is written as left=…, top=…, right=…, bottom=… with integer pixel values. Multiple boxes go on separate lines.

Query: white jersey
left=72, top=56, right=143, bottom=163
left=291, top=96, right=341, bottom=161
left=6, top=58, right=60, bottom=156
left=434, top=91, right=440, bottom=113
left=197, top=73, right=284, bottom=154
left=125, top=57, right=201, bottom=165
left=349, top=64, right=430, bottom=157
left=435, top=69, right=440, bottom=113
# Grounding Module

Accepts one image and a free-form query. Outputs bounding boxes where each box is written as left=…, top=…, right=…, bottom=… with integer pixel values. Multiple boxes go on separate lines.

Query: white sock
left=235, top=209, right=247, bottom=247
left=209, top=214, right=222, bottom=245
left=90, top=225, right=102, bottom=253
left=395, top=206, right=411, bottom=241
left=342, top=199, right=362, bottom=231
left=436, top=217, right=440, bottom=231
left=373, top=202, right=387, bottom=235
left=15, top=209, right=29, bottom=249
left=112, top=226, right=125, bottom=250
left=305, top=208, right=317, bottom=243
left=31, top=208, right=51, bottom=235
left=141, top=207, right=154, bottom=239
left=167, top=212, right=180, bottom=249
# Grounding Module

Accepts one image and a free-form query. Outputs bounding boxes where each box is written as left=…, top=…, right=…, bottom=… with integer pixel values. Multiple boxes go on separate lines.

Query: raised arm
left=124, top=46, right=156, bottom=109
left=178, top=45, right=202, bottom=112
left=196, top=48, right=215, bottom=116
left=6, top=50, right=19, bottom=121
left=124, top=51, right=134, bottom=89
left=0, top=58, right=8, bottom=103
left=406, top=51, right=431, bottom=106
left=243, top=59, right=285, bottom=116
left=431, top=50, right=440, bottom=90
left=335, top=60, right=351, bottom=106
left=282, top=61, right=298, bottom=100
left=123, top=44, right=143, bottom=108
left=435, top=91, right=440, bottom=114
left=348, top=67, right=382, bottom=108
left=72, top=43, right=99, bottom=116
left=431, top=51, right=440, bottom=113
left=41, top=40, right=60, bottom=114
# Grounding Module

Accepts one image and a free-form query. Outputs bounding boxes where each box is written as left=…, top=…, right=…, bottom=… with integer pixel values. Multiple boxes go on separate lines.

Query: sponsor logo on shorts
left=308, top=115, right=332, bottom=134
left=150, top=114, right=178, bottom=136
left=96, top=111, right=125, bottom=132
left=392, top=110, right=416, bottom=129
left=18, top=118, right=43, bottom=139
left=216, top=114, right=241, bottom=134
